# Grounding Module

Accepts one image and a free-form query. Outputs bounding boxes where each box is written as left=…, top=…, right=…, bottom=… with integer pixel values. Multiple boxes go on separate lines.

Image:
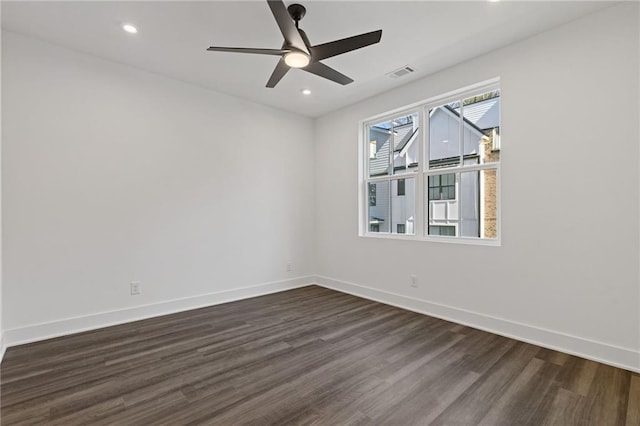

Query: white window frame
left=358, top=78, right=501, bottom=246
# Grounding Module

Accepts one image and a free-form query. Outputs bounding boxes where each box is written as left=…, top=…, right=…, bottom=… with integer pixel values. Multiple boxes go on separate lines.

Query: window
left=429, top=225, right=455, bottom=236
left=369, top=140, right=377, bottom=159
left=368, top=183, right=376, bottom=207
left=360, top=79, right=500, bottom=244
left=428, top=174, right=454, bottom=200
left=398, top=179, right=406, bottom=196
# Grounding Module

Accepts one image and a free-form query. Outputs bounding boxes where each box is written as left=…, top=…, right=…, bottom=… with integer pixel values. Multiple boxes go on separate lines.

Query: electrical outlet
left=410, top=275, right=418, bottom=288
left=130, top=281, right=141, bottom=295
left=286, top=262, right=293, bottom=272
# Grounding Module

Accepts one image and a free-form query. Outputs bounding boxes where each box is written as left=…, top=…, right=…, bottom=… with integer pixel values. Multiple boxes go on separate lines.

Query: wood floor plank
left=542, top=388, right=587, bottom=426
left=477, top=357, right=562, bottom=425
left=428, top=341, right=541, bottom=425
left=1, top=285, right=637, bottom=425
left=626, top=374, right=640, bottom=426
left=579, top=363, right=632, bottom=425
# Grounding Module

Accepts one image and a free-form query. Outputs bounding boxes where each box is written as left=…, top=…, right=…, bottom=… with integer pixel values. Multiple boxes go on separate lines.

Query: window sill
left=360, top=232, right=501, bottom=247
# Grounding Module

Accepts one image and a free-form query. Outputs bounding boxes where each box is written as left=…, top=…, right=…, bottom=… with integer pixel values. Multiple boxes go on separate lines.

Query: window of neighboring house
left=428, top=174, right=454, bottom=200
left=429, top=225, right=455, bottom=236
left=368, top=183, right=376, bottom=206
left=360, top=79, right=500, bottom=244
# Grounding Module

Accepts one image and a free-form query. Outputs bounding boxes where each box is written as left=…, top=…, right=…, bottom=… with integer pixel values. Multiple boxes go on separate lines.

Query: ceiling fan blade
left=310, top=30, right=382, bottom=61
left=303, top=62, right=353, bottom=85
left=207, top=47, right=289, bottom=56
left=266, top=0, right=310, bottom=55
left=266, top=57, right=290, bottom=88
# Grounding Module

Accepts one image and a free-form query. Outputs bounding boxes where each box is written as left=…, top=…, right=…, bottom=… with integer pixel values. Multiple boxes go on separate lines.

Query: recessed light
left=122, top=24, right=138, bottom=34
left=489, top=0, right=500, bottom=2
left=301, top=89, right=311, bottom=95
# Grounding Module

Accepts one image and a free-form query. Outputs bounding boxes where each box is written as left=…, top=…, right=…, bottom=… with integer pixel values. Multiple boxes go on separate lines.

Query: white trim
left=0, top=335, right=6, bottom=365
left=424, top=162, right=499, bottom=176
left=358, top=120, right=367, bottom=236
left=362, top=231, right=500, bottom=246
left=314, top=276, right=640, bottom=373
left=3, top=276, right=315, bottom=348
left=359, top=77, right=501, bottom=126
left=366, top=171, right=419, bottom=184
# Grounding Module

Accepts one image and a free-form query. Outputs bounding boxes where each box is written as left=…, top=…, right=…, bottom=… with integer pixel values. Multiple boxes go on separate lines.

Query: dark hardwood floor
left=1, top=285, right=638, bottom=425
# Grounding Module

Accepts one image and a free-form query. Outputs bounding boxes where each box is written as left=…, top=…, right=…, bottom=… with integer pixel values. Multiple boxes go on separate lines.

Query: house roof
left=394, top=125, right=418, bottom=153
left=453, top=97, right=500, bottom=130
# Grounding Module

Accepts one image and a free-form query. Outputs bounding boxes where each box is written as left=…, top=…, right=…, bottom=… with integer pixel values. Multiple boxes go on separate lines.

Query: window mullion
left=387, top=178, right=392, bottom=235
left=416, top=107, right=427, bottom=237
left=361, top=123, right=366, bottom=236
left=459, top=99, right=464, bottom=166
left=424, top=162, right=498, bottom=175
left=389, top=124, right=395, bottom=177
left=457, top=99, right=464, bottom=238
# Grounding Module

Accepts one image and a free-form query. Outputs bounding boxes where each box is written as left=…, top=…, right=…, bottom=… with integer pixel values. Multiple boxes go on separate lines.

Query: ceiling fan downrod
left=287, top=3, right=306, bottom=28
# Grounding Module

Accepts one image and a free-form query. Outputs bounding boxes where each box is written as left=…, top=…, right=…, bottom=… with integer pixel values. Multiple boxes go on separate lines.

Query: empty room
left=0, top=0, right=639, bottom=424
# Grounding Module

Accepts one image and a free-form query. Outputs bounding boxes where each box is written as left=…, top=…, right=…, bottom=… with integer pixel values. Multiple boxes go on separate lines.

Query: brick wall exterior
left=482, top=138, right=500, bottom=238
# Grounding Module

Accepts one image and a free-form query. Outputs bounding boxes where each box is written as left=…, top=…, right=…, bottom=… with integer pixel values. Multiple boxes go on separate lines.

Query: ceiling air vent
left=387, top=66, right=415, bottom=79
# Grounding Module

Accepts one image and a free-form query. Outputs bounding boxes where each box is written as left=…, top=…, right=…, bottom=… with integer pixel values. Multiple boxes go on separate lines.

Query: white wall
left=0, top=3, right=4, bottom=360
left=2, top=31, right=315, bottom=338
left=315, top=3, right=640, bottom=370
left=2, top=3, right=639, bottom=372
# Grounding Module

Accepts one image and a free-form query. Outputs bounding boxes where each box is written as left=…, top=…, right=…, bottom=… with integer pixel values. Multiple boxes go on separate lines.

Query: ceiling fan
left=206, top=0, right=382, bottom=88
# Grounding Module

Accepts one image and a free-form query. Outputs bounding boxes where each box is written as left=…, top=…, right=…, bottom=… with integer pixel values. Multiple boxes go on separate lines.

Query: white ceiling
left=2, top=1, right=613, bottom=117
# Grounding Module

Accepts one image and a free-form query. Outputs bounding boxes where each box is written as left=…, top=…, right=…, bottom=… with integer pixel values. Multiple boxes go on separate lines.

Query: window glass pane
left=462, top=90, right=501, bottom=165
left=368, top=181, right=389, bottom=233
left=392, top=112, right=419, bottom=175
left=426, top=169, right=498, bottom=239
left=429, top=101, right=460, bottom=169
left=369, top=120, right=392, bottom=177
left=369, top=112, right=419, bottom=177
left=392, top=177, right=415, bottom=235
left=458, top=171, right=480, bottom=238
left=427, top=173, right=457, bottom=236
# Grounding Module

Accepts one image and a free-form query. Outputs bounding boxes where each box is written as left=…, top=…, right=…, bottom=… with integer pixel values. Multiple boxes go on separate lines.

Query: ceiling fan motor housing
left=287, top=4, right=306, bottom=23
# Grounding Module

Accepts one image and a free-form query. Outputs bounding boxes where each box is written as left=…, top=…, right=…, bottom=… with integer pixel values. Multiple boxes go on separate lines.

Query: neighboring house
left=368, top=96, right=500, bottom=237
left=368, top=117, right=418, bottom=234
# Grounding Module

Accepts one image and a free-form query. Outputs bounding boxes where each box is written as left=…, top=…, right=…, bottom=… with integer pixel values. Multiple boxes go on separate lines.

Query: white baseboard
left=3, top=276, right=315, bottom=348
left=0, top=334, right=6, bottom=364
left=4, top=275, right=638, bottom=373
left=314, top=275, right=640, bottom=373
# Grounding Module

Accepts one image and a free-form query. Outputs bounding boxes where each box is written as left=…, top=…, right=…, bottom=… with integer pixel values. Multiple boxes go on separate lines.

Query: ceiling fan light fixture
left=284, top=51, right=310, bottom=68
